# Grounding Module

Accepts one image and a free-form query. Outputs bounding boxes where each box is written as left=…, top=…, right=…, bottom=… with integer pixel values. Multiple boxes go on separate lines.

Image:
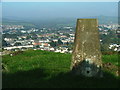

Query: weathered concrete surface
left=71, top=19, right=102, bottom=77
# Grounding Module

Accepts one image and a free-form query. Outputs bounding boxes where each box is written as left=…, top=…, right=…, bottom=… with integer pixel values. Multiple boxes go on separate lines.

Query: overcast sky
left=2, top=2, right=118, bottom=19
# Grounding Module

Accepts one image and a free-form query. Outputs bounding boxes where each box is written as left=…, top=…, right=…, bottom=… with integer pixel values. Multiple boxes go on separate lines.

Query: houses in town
left=1, top=24, right=120, bottom=55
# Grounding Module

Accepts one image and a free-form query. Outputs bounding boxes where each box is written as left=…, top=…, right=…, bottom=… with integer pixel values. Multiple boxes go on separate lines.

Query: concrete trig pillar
left=71, top=19, right=102, bottom=77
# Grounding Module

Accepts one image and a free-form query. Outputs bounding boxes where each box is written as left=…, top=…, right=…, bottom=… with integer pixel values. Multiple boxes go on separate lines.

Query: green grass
left=2, top=50, right=120, bottom=88
left=102, top=54, right=119, bottom=66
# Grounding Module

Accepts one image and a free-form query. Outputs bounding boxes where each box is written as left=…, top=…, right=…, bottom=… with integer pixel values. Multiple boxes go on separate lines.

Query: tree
left=14, top=42, right=22, bottom=46
left=57, top=39, right=63, bottom=45
left=2, top=39, right=10, bottom=47
left=26, top=36, right=31, bottom=40
left=100, top=43, right=110, bottom=52
left=36, top=45, right=40, bottom=48
left=64, top=33, right=70, bottom=37
left=66, top=41, right=69, bottom=46
left=49, top=41, right=57, bottom=47
left=2, top=39, right=8, bottom=47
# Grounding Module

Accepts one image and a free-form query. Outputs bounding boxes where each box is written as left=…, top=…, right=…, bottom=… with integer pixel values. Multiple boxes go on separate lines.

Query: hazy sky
left=2, top=2, right=118, bottom=19
left=2, top=0, right=119, bottom=2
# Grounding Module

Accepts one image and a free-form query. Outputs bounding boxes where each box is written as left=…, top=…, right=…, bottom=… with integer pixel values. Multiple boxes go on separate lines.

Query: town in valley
left=0, top=19, right=120, bottom=56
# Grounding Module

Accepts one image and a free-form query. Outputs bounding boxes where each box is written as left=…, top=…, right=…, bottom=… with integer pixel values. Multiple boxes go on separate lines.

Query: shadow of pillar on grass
left=2, top=67, right=119, bottom=88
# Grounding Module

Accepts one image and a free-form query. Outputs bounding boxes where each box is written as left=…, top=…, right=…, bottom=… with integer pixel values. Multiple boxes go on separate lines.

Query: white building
left=4, top=45, right=34, bottom=50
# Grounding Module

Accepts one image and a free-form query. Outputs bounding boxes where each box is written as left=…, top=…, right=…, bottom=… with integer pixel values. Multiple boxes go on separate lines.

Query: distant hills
left=2, top=16, right=118, bottom=28
left=2, top=17, right=36, bottom=28
left=94, top=16, right=118, bottom=24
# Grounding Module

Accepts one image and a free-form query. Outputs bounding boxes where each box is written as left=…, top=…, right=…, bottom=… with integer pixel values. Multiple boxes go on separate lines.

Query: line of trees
left=49, top=39, right=63, bottom=47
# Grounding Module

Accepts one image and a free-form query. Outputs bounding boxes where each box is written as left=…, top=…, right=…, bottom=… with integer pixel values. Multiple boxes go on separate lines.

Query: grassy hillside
left=2, top=50, right=119, bottom=88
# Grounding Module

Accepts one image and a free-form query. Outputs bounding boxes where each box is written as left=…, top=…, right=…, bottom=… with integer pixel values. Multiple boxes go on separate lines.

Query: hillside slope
left=2, top=50, right=119, bottom=88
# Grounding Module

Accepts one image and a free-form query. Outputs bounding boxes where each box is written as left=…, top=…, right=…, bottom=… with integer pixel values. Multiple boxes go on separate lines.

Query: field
left=2, top=50, right=120, bottom=88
